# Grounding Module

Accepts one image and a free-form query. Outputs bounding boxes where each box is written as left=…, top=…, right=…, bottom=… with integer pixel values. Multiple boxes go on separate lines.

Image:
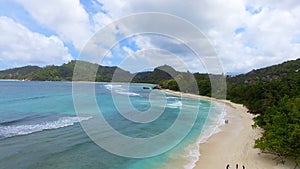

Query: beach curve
left=163, top=89, right=298, bottom=169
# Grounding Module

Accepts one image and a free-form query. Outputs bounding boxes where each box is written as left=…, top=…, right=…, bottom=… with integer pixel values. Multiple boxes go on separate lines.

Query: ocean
left=0, top=81, right=225, bottom=169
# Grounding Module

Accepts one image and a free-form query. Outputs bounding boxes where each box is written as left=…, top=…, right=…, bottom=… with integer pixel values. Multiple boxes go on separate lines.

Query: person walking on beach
left=226, top=164, right=230, bottom=169
left=236, top=163, right=238, bottom=169
left=242, top=165, right=245, bottom=169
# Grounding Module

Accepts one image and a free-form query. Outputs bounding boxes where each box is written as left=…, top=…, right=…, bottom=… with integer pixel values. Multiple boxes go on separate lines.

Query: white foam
left=183, top=104, right=227, bottom=169
left=183, top=142, right=201, bottom=169
left=104, top=84, right=122, bottom=91
left=115, top=91, right=140, bottom=96
left=104, top=84, right=140, bottom=96
left=166, top=96, right=179, bottom=100
left=0, top=116, right=92, bottom=138
left=167, top=101, right=182, bottom=108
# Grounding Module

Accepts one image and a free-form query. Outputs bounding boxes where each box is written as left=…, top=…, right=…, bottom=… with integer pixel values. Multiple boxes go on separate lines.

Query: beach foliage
left=161, top=58, right=300, bottom=166
left=226, top=59, right=300, bottom=166
left=254, top=97, right=300, bottom=166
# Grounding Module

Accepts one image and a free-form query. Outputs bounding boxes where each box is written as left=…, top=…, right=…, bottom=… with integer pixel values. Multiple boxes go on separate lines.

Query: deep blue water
left=0, top=81, right=223, bottom=169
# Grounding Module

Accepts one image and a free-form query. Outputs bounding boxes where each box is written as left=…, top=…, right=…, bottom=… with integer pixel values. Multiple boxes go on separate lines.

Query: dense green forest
left=227, top=59, right=300, bottom=167
left=161, top=59, right=300, bottom=166
left=0, top=59, right=299, bottom=166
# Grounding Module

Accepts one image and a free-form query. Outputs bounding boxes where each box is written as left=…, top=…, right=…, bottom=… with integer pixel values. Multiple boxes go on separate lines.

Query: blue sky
left=0, top=0, right=299, bottom=73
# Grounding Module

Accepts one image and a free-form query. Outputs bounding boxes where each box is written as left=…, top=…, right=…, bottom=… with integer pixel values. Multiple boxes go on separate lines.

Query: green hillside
left=0, top=61, right=176, bottom=83
left=133, top=65, right=179, bottom=84
left=228, top=58, right=300, bottom=84
left=0, top=65, right=41, bottom=79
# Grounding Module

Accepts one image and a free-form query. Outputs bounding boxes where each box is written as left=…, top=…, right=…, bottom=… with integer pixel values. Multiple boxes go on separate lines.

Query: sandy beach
left=164, top=89, right=298, bottom=169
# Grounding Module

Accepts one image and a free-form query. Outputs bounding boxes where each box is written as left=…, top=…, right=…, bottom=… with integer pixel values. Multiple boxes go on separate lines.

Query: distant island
left=0, top=58, right=300, bottom=167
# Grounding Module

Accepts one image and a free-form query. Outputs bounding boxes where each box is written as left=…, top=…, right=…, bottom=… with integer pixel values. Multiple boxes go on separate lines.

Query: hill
left=227, top=59, right=300, bottom=114
left=0, top=65, right=41, bottom=79
left=0, top=61, right=178, bottom=83
left=133, top=65, right=179, bottom=84
left=228, top=58, right=300, bottom=84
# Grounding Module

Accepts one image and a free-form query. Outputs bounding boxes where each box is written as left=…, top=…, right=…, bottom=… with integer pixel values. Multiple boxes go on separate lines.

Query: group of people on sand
left=226, top=163, right=245, bottom=169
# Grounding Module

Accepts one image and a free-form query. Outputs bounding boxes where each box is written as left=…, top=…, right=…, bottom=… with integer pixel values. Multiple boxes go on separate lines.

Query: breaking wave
left=0, top=116, right=92, bottom=138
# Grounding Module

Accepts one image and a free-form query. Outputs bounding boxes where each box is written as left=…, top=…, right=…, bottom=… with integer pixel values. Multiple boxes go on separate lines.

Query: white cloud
left=216, top=3, right=300, bottom=73
left=14, top=0, right=93, bottom=51
left=92, top=12, right=114, bottom=31
left=97, top=0, right=300, bottom=73
left=118, top=47, right=193, bottom=73
left=3, top=0, right=299, bottom=73
left=0, top=16, right=72, bottom=69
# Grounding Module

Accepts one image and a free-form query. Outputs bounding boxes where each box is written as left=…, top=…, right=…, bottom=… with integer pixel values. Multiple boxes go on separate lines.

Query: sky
left=0, top=0, right=299, bottom=74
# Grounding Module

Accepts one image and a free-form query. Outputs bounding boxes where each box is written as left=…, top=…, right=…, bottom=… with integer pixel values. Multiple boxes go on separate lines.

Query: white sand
left=163, top=89, right=299, bottom=169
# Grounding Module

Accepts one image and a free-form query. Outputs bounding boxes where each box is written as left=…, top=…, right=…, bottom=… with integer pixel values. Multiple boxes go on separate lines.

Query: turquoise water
left=0, top=81, right=224, bottom=169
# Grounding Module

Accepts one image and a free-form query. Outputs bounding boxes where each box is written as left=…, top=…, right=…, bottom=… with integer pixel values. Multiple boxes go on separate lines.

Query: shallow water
left=0, top=81, right=224, bottom=169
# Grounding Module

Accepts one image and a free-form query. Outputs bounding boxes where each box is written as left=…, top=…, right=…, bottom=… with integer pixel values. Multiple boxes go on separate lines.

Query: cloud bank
left=0, top=0, right=299, bottom=73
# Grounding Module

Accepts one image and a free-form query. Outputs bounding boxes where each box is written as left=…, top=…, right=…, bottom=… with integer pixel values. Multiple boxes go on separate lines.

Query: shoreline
left=163, top=89, right=298, bottom=169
